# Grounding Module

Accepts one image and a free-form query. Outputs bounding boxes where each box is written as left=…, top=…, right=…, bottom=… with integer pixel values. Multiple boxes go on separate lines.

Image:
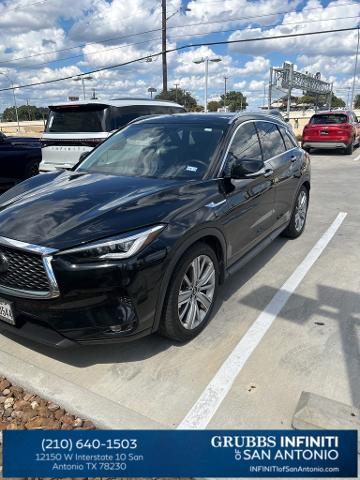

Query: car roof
left=132, top=111, right=289, bottom=127
left=48, top=99, right=184, bottom=109
left=312, top=110, right=351, bottom=115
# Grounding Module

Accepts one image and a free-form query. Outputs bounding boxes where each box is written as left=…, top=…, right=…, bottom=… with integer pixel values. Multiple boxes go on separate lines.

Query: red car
left=302, top=110, right=360, bottom=155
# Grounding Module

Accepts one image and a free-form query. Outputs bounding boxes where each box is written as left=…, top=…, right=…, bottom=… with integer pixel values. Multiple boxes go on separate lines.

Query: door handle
left=290, top=155, right=297, bottom=162
left=264, top=168, right=273, bottom=177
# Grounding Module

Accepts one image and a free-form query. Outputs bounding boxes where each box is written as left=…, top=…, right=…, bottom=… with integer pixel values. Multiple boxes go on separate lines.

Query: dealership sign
left=3, top=430, right=357, bottom=477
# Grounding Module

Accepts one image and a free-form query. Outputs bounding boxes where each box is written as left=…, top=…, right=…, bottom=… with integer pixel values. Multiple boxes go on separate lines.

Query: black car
left=0, top=132, right=41, bottom=190
left=0, top=113, right=310, bottom=347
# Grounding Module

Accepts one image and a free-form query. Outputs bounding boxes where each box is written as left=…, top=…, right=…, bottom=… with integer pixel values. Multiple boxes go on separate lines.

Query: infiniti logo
left=0, top=253, right=9, bottom=274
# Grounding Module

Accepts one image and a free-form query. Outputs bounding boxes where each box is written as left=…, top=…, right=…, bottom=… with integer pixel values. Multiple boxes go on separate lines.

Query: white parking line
left=178, top=212, right=347, bottom=429
left=353, top=152, right=360, bottom=162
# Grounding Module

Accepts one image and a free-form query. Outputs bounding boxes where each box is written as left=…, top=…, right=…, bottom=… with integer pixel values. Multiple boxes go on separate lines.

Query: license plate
left=0, top=298, right=15, bottom=325
left=320, top=130, right=328, bottom=135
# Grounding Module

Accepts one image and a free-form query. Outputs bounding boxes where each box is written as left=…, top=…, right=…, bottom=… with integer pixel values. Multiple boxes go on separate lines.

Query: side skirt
left=225, top=224, right=287, bottom=279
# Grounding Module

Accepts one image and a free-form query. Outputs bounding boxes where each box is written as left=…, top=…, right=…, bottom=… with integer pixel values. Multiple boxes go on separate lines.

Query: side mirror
left=230, top=158, right=265, bottom=179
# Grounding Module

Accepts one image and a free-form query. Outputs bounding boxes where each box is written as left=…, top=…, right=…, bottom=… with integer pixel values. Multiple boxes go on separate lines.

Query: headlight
left=58, top=225, right=165, bottom=261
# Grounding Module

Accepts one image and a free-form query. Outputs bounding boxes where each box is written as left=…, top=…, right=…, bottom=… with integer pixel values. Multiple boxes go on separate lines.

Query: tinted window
left=46, top=105, right=108, bottom=133
left=79, top=123, right=224, bottom=180
left=256, top=122, right=286, bottom=160
left=310, top=114, right=348, bottom=124
left=279, top=126, right=296, bottom=151
left=228, top=122, right=262, bottom=162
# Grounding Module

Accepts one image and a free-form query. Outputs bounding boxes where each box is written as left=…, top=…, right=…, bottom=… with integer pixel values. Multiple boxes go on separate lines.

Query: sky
left=0, top=0, right=359, bottom=111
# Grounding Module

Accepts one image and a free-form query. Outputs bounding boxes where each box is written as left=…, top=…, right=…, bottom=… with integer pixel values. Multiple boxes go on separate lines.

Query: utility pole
left=161, top=0, right=168, bottom=94
left=174, top=83, right=179, bottom=102
left=26, top=99, right=31, bottom=121
left=224, top=76, right=228, bottom=111
left=268, top=67, right=273, bottom=110
left=350, top=26, right=359, bottom=110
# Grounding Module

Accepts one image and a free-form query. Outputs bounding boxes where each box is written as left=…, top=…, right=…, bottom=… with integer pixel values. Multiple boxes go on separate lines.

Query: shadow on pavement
left=240, top=284, right=360, bottom=408
left=0, top=237, right=288, bottom=367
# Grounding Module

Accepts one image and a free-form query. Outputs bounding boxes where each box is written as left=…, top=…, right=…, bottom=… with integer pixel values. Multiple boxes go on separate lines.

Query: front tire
left=159, top=243, right=219, bottom=342
left=282, top=186, right=309, bottom=239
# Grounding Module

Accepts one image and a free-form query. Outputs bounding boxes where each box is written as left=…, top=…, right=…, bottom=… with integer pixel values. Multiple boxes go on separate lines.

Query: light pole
left=350, top=26, right=359, bottom=110
left=73, top=75, right=93, bottom=100
left=193, top=57, right=222, bottom=113
left=162, top=3, right=191, bottom=93
left=224, top=76, right=229, bottom=111
left=0, top=71, right=20, bottom=131
left=148, top=87, right=157, bottom=99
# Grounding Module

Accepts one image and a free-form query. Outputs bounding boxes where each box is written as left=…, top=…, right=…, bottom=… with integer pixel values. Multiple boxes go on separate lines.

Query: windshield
left=78, top=124, right=224, bottom=179
left=46, top=105, right=108, bottom=133
left=310, top=114, right=348, bottom=125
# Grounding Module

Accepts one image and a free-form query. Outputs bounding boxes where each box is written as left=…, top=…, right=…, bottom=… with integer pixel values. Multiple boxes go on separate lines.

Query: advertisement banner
left=3, top=429, right=358, bottom=478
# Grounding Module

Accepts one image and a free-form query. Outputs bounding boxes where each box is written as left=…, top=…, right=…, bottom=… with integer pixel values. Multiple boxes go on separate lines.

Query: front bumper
left=302, top=140, right=349, bottom=150
left=0, top=249, right=167, bottom=347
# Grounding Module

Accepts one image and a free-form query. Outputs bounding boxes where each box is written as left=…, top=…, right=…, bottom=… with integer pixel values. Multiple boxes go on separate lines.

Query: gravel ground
left=0, top=377, right=189, bottom=480
left=0, top=377, right=95, bottom=431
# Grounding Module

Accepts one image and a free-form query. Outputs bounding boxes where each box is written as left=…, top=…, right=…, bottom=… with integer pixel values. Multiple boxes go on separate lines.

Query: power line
left=8, top=14, right=358, bottom=71
left=0, top=0, right=48, bottom=14
left=0, top=26, right=358, bottom=93
left=0, top=0, right=357, bottom=66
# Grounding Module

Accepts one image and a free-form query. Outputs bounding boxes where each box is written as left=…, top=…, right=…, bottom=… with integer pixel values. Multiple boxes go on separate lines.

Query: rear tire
left=344, top=141, right=354, bottom=155
left=282, top=186, right=309, bottom=239
left=159, top=242, right=219, bottom=342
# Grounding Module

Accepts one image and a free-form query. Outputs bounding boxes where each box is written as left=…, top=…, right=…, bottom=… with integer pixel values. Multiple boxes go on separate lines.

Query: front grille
left=0, top=246, right=50, bottom=292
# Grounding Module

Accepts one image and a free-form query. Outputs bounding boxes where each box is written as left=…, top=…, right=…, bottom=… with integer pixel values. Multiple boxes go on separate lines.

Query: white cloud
left=227, top=0, right=360, bottom=56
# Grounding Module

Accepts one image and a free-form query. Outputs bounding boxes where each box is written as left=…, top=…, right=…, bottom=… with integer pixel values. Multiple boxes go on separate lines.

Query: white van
left=40, top=99, right=185, bottom=172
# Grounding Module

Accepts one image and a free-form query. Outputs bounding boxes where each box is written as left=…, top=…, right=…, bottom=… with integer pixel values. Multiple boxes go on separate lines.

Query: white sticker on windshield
left=186, top=166, right=198, bottom=172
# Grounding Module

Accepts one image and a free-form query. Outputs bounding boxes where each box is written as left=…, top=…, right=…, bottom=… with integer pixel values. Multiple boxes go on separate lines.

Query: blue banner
left=3, top=429, right=358, bottom=477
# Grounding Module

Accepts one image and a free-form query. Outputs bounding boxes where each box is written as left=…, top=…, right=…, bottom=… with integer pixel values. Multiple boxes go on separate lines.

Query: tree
left=330, top=94, right=346, bottom=109
left=353, top=94, right=360, bottom=109
left=219, top=91, right=247, bottom=112
left=155, top=88, right=198, bottom=111
left=2, top=105, right=48, bottom=122
left=207, top=100, right=221, bottom=112
left=297, top=94, right=345, bottom=109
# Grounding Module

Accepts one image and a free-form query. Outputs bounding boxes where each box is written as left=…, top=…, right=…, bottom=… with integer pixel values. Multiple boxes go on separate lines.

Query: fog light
left=108, top=325, right=123, bottom=333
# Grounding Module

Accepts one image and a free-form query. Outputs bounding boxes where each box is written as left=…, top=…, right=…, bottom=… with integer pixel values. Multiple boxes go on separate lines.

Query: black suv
left=0, top=132, right=41, bottom=190
left=0, top=113, right=310, bottom=347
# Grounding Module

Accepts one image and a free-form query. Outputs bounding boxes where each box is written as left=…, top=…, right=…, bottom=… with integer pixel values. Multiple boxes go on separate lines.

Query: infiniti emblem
left=0, top=253, right=9, bottom=274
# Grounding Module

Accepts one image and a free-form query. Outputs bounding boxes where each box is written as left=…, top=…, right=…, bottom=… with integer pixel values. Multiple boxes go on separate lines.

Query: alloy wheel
left=294, top=190, right=307, bottom=232
left=178, top=254, right=216, bottom=330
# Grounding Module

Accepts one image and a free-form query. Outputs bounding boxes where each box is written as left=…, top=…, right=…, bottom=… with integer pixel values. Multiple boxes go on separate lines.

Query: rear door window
left=310, top=114, right=348, bottom=124
left=278, top=126, right=296, bottom=151
left=256, top=122, right=286, bottom=160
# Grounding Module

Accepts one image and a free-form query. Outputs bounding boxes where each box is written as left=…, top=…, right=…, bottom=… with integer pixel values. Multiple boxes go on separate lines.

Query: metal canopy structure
left=268, top=62, right=333, bottom=115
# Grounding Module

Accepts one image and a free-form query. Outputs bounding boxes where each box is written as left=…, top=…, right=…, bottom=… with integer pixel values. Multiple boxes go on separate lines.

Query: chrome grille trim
left=0, top=236, right=60, bottom=299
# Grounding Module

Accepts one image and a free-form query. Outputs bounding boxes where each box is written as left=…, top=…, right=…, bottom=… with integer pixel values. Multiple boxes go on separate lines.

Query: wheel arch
left=152, top=227, right=227, bottom=333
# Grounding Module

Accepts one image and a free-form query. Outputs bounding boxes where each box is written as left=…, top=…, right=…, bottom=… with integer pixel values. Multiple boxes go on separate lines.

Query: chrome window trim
left=217, top=119, right=297, bottom=177
left=0, top=236, right=60, bottom=299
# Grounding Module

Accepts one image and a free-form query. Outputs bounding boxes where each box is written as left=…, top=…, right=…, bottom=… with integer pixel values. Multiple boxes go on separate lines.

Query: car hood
left=6, top=136, right=41, bottom=144
left=0, top=170, right=206, bottom=250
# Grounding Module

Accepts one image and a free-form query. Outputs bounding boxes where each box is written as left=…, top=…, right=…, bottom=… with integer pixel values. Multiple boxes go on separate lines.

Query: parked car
left=302, top=110, right=360, bottom=154
left=0, top=112, right=310, bottom=347
left=0, top=132, right=41, bottom=190
left=40, top=99, right=186, bottom=172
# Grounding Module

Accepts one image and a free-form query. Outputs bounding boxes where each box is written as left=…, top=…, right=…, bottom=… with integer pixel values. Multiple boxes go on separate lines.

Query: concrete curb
left=292, top=391, right=360, bottom=453
left=0, top=349, right=165, bottom=429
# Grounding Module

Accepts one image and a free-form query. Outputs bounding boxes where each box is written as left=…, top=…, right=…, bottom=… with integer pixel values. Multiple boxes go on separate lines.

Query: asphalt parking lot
left=0, top=148, right=359, bottom=430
